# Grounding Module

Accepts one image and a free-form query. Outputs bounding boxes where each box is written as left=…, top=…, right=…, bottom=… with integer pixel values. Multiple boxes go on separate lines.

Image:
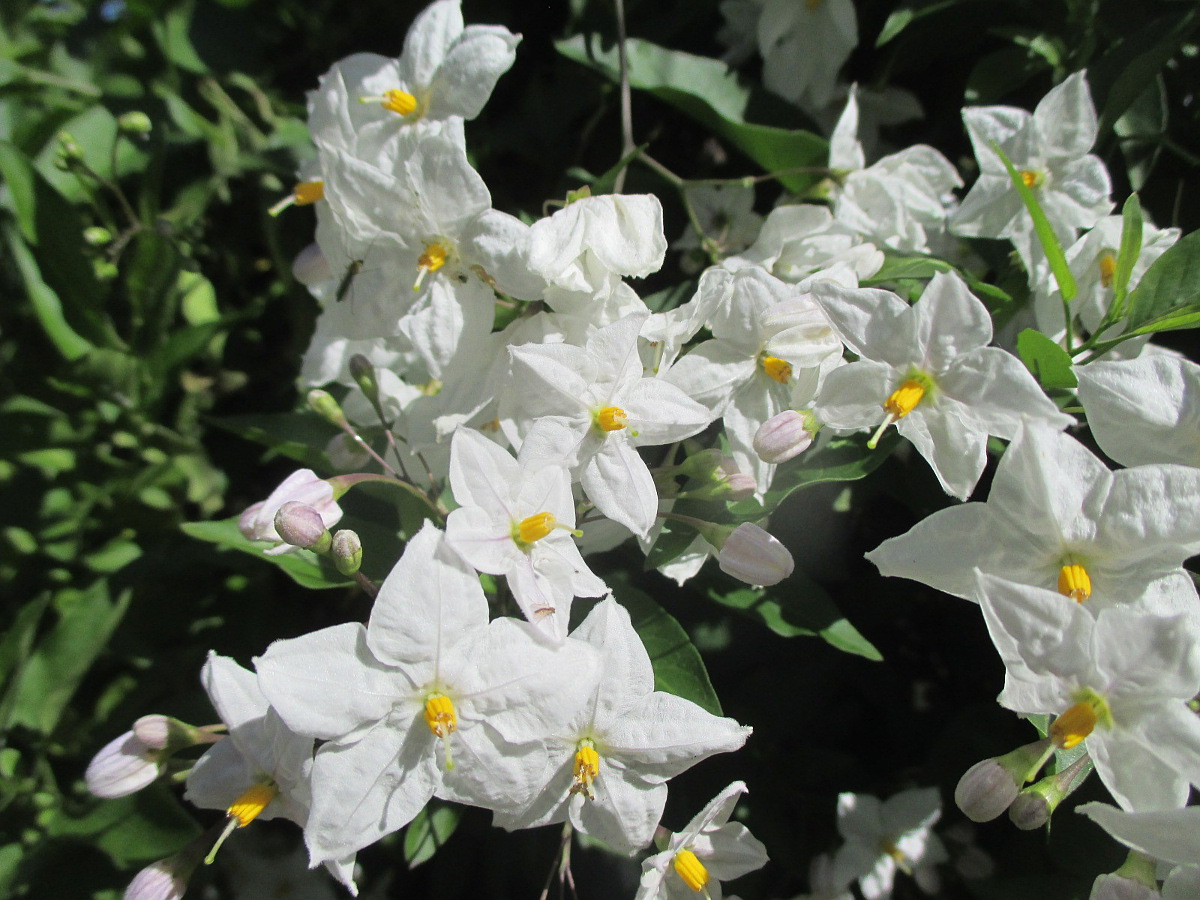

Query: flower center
left=517, top=512, right=557, bottom=545
left=414, top=241, right=451, bottom=290
left=268, top=179, right=325, bottom=217
left=1051, top=691, right=1112, bottom=749
left=760, top=355, right=793, bottom=385
left=1019, top=169, right=1045, bottom=189
left=868, top=373, right=934, bottom=449
left=358, top=88, right=419, bottom=117
left=569, top=741, right=600, bottom=800
left=206, top=780, right=279, bottom=864
left=881, top=840, right=914, bottom=875
left=595, top=406, right=628, bottom=432
left=1057, top=561, right=1092, bottom=603
left=1099, top=253, right=1117, bottom=288
left=673, top=849, right=710, bottom=894
left=424, top=693, right=458, bottom=769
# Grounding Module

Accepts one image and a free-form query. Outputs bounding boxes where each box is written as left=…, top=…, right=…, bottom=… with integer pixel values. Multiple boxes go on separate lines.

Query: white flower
left=674, top=184, right=763, bottom=272
left=635, top=781, right=769, bottom=900
left=812, top=272, right=1073, bottom=499
left=444, top=425, right=607, bottom=642
left=493, top=598, right=752, bottom=854
left=1078, top=803, right=1200, bottom=867
left=756, top=0, right=857, bottom=111
left=975, top=572, right=1200, bottom=812
left=730, top=204, right=883, bottom=285
left=238, top=470, right=343, bottom=556
left=832, top=788, right=947, bottom=899
left=950, top=70, right=1112, bottom=273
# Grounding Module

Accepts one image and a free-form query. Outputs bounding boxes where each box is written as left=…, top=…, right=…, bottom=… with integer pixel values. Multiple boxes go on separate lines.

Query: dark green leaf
left=45, top=785, right=201, bottom=867
left=1017, top=329, right=1076, bottom=390
left=3, top=225, right=93, bottom=361
left=1109, top=193, right=1144, bottom=318
left=1124, top=228, right=1200, bottom=333
left=206, top=413, right=338, bottom=469
left=0, top=141, right=37, bottom=242
left=404, top=802, right=461, bottom=868
left=181, top=518, right=354, bottom=590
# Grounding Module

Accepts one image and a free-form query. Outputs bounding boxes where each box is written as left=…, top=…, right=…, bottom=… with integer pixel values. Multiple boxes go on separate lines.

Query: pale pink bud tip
left=274, top=501, right=331, bottom=551
left=754, top=410, right=814, bottom=464
left=291, top=242, right=332, bottom=287
left=124, top=856, right=189, bottom=900
left=131, top=715, right=173, bottom=750
left=723, top=473, right=757, bottom=500
left=86, top=731, right=163, bottom=798
left=954, top=759, right=1019, bottom=822
left=1088, top=874, right=1158, bottom=900
left=718, top=523, right=794, bottom=586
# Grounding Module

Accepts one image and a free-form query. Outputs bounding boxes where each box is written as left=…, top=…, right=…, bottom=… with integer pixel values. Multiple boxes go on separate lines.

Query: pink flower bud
left=332, top=529, right=363, bottom=576
left=131, top=715, right=173, bottom=750
left=124, top=857, right=189, bottom=900
left=86, top=730, right=164, bottom=799
left=273, top=501, right=332, bottom=552
left=753, top=410, right=815, bottom=464
left=718, top=523, right=794, bottom=586
left=238, top=470, right=342, bottom=556
left=290, top=242, right=332, bottom=287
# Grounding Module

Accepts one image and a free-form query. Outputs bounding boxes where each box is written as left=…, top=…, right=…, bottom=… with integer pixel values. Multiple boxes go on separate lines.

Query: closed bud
left=349, top=355, right=379, bottom=404
left=1090, top=852, right=1160, bottom=900
left=274, top=501, right=332, bottom=553
left=332, top=529, right=363, bottom=576
left=1008, top=751, right=1091, bottom=830
left=677, top=448, right=724, bottom=480
left=124, top=834, right=207, bottom=900
left=754, top=409, right=817, bottom=464
left=717, top=522, right=794, bottom=586
left=117, top=111, right=153, bottom=137
left=83, top=226, right=113, bottom=247
left=86, top=730, right=165, bottom=798
left=130, top=715, right=175, bottom=750
left=291, top=242, right=332, bottom=286
left=954, top=759, right=1021, bottom=823
left=307, top=389, right=348, bottom=428
left=57, top=131, right=84, bottom=162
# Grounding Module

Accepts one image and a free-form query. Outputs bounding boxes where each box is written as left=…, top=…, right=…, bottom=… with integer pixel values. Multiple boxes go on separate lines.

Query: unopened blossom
left=976, top=572, right=1200, bottom=811
left=813, top=272, right=1073, bottom=499
left=867, top=422, right=1200, bottom=626
left=1075, top=354, right=1200, bottom=468
left=87, top=725, right=168, bottom=799
left=754, top=409, right=817, bottom=464
left=717, top=522, right=795, bottom=586
left=238, top=470, right=343, bottom=556
left=635, top=781, right=769, bottom=900
left=444, top=425, right=606, bottom=641
left=255, top=523, right=599, bottom=863
left=832, top=788, right=947, bottom=899
left=950, top=70, right=1112, bottom=272
left=494, top=598, right=751, bottom=854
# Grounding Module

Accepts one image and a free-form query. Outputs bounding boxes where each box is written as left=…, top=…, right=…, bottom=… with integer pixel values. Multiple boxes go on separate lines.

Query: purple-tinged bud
left=274, top=501, right=332, bottom=553
left=291, top=242, right=332, bottom=286
left=1008, top=751, right=1092, bottom=830
left=954, top=737, right=1053, bottom=822
left=721, top=472, right=757, bottom=501
left=717, top=523, right=794, bottom=586
left=239, top=469, right=343, bottom=556
left=124, top=835, right=207, bottom=900
left=1090, top=852, right=1160, bottom=900
left=86, top=731, right=165, bottom=799
left=754, top=410, right=817, bottom=464
left=332, top=529, right=363, bottom=576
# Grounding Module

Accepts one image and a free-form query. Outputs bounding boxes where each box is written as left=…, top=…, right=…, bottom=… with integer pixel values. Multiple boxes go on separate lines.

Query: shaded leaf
left=45, top=784, right=200, bottom=867
left=181, top=517, right=353, bottom=590
left=1017, top=329, right=1076, bottom=390
left=404, top=802, right=461, bottom=869
left=1124, top=228, right=1200, bottom=333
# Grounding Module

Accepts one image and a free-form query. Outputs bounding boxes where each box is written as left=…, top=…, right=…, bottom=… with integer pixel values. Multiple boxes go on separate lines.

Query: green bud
left=57, top=131, right=84, bottom=161
left=117, top=111, right=153, bottom=136
left=307, top=389, right=348, bottom=427
left=83, top=226, right=113, bottom=246
left=332, top=529, right=363, bottom=577
left=349, top=355, right=379, bottom=404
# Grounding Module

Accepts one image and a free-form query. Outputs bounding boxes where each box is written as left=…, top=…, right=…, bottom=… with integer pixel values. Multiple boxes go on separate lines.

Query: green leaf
left=33, top=106, right=149, bottom=203
left=1017, top=329, right=1076, bottom=390
left=404, top=802, right=461, bottom=868
left=3, top=224, right=93, bottom=361
left=0, top=141, right=36, bottom=242
left=992, top=143, right=1076, bottom=302
left=152, top=0, right=209, bottom=75
left=1108, top=193, right=1144, bottom=319
left=5, top=580, right=132, bottom=733
left=875, top=1, right=960, bottom=47
left=612, top=581, right=722, bottom=716
left=707, top=579, right=881, bottom=661
left=206, top=413, right=338, bottom=469
left=181, top=518, right=354, bottom=590
left=1123, top=228, right=1200, bottom=334
left=863, top=254, right=1013, bottom=309
left=45, top=785, right=200, bottom=867
left=556, top=36, right=827, bottom=194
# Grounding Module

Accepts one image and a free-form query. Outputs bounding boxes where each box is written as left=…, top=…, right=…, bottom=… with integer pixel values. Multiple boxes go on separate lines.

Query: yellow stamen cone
left=1019, top=169, right=1044, bottom=189
left=1050, top=701, right=1098, bottom=749
left=673, top=849, right=710, bottom=894
left=268, top=180, right=325, bottom=217
left=596, top=406, right=628, bottom=432
left=1058, top=563, right=1092, bottom=603
left=570, top=743, right=600, bottom=800
left=424, top=693, right=458, bottom=770
left=761, top=356, right=793, bottom=385
left=357, top=89, right=419, bottom=116
left=1099, top=254, right=1117, bottom=288
left=868, top=377, right=930, bottom=449
left=414, top=242, right=449, bottom=290
left=227, top=781, right=279, bottom=827
left=518, top=512, right=557, bottom=544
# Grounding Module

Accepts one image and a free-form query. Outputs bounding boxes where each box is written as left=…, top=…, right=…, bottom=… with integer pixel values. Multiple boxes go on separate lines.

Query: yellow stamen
left=518, top=512, right=557, bottom=545
left=596, top=406, right=628, bottom=432
left=414, top=242, right=449, bottom=290
left=673, top=849, right=710, bottom=894
left=268, top=180, right=325, bottom=217
left=1058, top=562, right=1092, bottom=603
left=227, top=781, right=278, bottom=827
left=356, top=88, right=422, bottom=116
left=882, top=841, right=913, bottom=876
left=1019, top=169, right=1043, bottom=189
left=761, top=356, right=793, bottom=385
left=1050, top=701, right=1098, bottom=749
left=884, top=379, right=927, bottom=419
left=424, top=693, right=458, bottom=770
left=570, top=743, right=600, bottom=800
left=1099, top=253, right=1117, bottom=288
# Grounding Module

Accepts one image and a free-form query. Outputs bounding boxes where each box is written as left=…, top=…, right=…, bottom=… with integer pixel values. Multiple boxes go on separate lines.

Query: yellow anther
left=1019, top=169, right=1044, bottom=189
left=518, top=512, right=557, bottom=545
left=382, top=89, right=418, bottom=116
left=882, top=841, right=913, bottom=876
left=414, top=242, right=449, bottom=290
left=673, top=849, right=710, bottom=894
left=884, top=379, right=927, bottom=419
left=761, top=356, right=793, bottom=385
left=1099, top=253, right=1117, bottom=288
left=1050, top=701, right=1098, bottom=749
left=424, top=694, right=457, bottom=739
left=1058, top=562, right=1092, bottom=603
left=226, top=781, right=279, bottom=828
left=268, top=180, right=326, bottom=217
left=596, top=406, right=628, bottom=432
left=570, top=743, right=600, bottom=800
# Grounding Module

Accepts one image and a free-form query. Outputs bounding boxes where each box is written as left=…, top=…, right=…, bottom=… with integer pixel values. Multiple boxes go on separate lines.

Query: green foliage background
left=2, top=0, right=1198, bottom=897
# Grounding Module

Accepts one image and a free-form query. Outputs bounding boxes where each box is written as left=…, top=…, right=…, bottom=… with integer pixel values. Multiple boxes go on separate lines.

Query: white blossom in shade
left=444, top=425, right=606, bottom=642
left=832, top=788, right=947, bottom=899
left=812, top=272, right=1073, bottom=498
left=184, top=654, right=358, bottom=894
left=674, top=184, right=763, bottom=272
left=635, top=781, right=769, bottom=900
left=493, top=598, right=752, bottom=854
left=950, top=70, right=1112, bottom=273
left=238, top=470, right=343, bottom=556
left=866, top=422, right=1200, bottom=629
left=1078, top=803, right=1200, bottom=869
left=307, top=0, right=519, bottom=163
left=506, top=313, right=713, bottom=537
left=1076, top=355, right=1200, bottom=469
left=526, top=193, right=665, bottom=325
left=664, top=265, right=843, bottom=491
left=730, top=204, right=883, bottom=285
left=1031, top=215, right=1179, bottom=348
left=254, top=522, right=598, bottom=864
left=756, top=0, right=857, bottom=111
left=716, top=0, right=764, bottom=65
left=827, top=87, right=962, bottom=255
left=975, top=572, right=1200, bottom=812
